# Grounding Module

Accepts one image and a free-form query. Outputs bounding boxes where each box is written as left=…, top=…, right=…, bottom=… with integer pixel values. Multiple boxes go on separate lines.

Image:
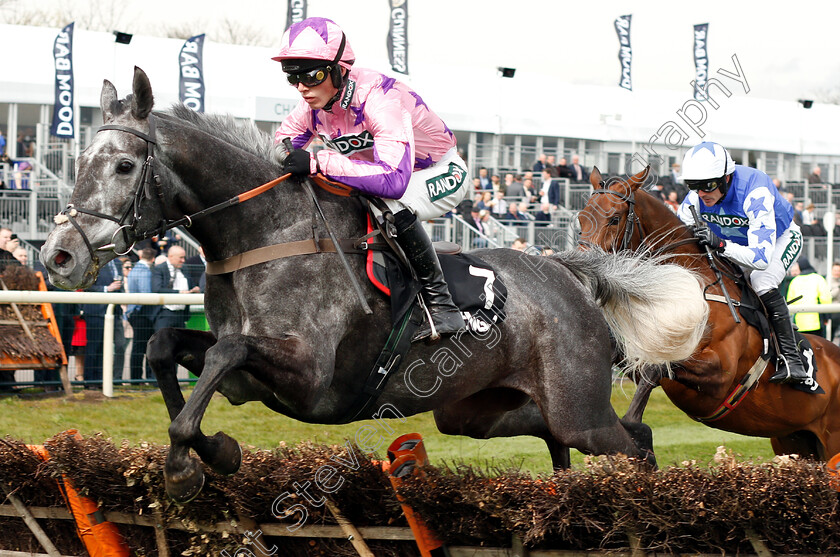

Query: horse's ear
left=131, top=66, right=154, bottom=120
left=100, top=79, right=118, bottom=123
left=627, top=165, right=651, bottom=192
left=590, top=167, right=603, bottom=190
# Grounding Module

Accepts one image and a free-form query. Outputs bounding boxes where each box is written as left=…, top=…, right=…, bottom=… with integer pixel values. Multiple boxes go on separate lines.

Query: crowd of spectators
left=0, top=227, right=21, bottom=271
left=1, top=231, right=207, bottom=391
left=460, top=155, right=840, bottom=259
left=76, top=240, right=204, bottom=389
left=530, top=153, right=591, bottom=183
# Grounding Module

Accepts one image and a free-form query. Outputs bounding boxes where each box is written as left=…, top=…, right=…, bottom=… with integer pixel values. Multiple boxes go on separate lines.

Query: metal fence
left=0, top=291, right=204, bottom=396
left=0, top=187, right=68, bottom=241
left=424, top=215, right=500, bottom=249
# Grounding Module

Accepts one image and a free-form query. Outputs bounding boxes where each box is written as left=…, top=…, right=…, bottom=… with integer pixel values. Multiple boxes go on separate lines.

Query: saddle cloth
left=366, top=243, right=507, bottom=335
left=732, top=283, right=823, bottom=394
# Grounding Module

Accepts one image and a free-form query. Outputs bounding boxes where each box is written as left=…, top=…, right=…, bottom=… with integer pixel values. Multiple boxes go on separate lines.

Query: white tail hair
left=555, top=248, right=708, bottom=374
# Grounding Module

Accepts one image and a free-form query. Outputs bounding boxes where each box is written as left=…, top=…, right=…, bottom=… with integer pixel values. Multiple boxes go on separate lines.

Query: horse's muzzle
left=40, top=234, right=96, bottom=290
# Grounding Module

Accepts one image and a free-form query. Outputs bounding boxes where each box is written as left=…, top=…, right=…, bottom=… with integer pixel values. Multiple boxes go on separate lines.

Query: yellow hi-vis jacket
left=786, top=272, right=832, bottom=332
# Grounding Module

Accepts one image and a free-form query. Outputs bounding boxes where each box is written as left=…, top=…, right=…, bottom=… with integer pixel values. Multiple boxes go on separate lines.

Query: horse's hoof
left=621, top=419, right=657, bottom=469
left=165, top=456, right=206, bottom=504
left=200, top=431, right=242, bottom=476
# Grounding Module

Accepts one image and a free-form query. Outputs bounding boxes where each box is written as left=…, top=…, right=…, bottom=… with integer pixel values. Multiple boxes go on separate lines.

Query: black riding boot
left=394, top=210, right=466, bottom=342
left=761, top=289, right=809, bottom=384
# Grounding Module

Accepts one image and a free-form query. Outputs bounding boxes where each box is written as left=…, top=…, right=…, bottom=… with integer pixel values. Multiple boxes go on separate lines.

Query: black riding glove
left=694, top=225, right=726, bottom=252
left=282, top=149, right=313, bottom=177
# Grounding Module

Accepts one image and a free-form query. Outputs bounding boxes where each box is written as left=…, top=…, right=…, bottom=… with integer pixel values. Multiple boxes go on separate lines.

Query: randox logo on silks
left=701, top=213, right=749, bottom=228
left=339, top=79, right=356, bottom=109
left=320, top=130, right=375, bottom=155
left=426, top=163, right=466, bottom=202
left=781, top=230, right=803, bottom=270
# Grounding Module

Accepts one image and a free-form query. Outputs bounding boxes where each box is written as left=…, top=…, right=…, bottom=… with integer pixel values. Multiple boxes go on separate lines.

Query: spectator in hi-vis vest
left=786, top=257, right=832, bottom=338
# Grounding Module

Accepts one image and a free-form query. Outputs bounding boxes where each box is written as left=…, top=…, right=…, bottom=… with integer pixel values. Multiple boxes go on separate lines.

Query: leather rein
left=55, top=113, right=355, bottom=270
left=586, top=186, right=697, bottom=255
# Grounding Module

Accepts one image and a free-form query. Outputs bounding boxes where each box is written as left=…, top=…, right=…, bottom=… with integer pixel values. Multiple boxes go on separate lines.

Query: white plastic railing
left=0, top=291, right=203, bottom=397
left=0, top=291, right=838, bottom=397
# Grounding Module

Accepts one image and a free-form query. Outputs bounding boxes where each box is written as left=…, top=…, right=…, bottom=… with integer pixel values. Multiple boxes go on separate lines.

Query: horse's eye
left=608, top=215, right=621, bottom=226
left=116, top=160, right=134, bottom=174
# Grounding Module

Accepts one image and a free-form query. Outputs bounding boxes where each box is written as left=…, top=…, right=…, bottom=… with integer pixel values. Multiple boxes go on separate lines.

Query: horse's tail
left=554, top=248, right=708, bottom=374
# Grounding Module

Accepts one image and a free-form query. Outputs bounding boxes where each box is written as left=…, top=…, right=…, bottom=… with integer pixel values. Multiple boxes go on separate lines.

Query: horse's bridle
left=587, top=184, right=644, bottom=252
left=586, top=183, right=700, bottom=255
left=55, top=114, right=166, bottom=266
left=53, top=115, right=373, bottom=311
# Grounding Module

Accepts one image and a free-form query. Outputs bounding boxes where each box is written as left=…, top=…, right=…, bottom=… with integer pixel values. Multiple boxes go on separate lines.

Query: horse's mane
left=161, top=103, right=276, bottom=162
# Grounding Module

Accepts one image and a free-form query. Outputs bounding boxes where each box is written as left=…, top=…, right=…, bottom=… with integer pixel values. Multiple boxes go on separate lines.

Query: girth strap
left=694, top=353, right=770, bottom=423
left=205, top=238, right=363, bottom=275
left=338, top=302, right=426, bottom=423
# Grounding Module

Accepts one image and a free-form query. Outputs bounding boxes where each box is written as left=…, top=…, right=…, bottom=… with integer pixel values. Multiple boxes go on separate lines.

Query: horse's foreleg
left=622, top=365, right=665, bottom=424
left=147, top=328, right=216, bottom=421
left=164, top=335, right=250, bottom=503
left=164, top=333, right=318, bottom=503
left=771, top=431, right=823, bottom=460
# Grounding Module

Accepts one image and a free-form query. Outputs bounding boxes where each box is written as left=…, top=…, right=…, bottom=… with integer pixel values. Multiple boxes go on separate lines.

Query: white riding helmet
left=681, top=142, right=735, bottom=181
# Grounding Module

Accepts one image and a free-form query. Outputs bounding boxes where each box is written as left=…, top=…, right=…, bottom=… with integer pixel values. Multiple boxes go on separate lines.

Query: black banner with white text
left=285, top=0, right=307, bottom=30
left=50, top=22, right=75, bottom=138
left=179, top=34, right=205, bottom=113
left=614, top=14, right=632, bottom=91
left=693, top=23, right=709, bottom=100
left=387, top=0, right=409, bottom=75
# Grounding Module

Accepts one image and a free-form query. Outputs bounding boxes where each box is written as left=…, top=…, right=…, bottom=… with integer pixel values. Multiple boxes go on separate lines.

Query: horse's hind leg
left=481, top=401, right=572, bottom=469
left=535, top=351, right=653, bottom=464
left=433, top=395, right=571, bottom=469
left=771, top=431, right=824, bottom=460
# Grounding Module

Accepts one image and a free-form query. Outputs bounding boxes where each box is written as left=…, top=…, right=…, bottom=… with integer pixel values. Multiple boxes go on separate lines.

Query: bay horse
left=578, top=166, right=840, bottom=460
left=40, top=67, right=708, bottom=502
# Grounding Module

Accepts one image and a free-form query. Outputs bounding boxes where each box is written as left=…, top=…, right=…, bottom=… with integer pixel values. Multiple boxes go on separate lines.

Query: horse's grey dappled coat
left=41, top=67, right=707, bottom=502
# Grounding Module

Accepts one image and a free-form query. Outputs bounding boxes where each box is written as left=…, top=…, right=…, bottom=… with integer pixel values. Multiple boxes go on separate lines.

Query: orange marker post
left=29, top=431, right=129, bottom=557
left=385, top=433, right=447, bottom=557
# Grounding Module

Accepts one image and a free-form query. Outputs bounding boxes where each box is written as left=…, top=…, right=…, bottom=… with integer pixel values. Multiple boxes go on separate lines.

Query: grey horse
left=41, top=67, right=707, bottom=503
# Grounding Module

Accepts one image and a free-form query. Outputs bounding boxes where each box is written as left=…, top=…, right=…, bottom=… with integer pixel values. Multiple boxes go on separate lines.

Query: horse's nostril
left=54, top=250, right=71, bottom=266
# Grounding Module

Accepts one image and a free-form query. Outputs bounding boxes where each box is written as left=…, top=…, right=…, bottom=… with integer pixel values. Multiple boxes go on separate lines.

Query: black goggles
left=286, top=66, right=330, bottom=87
left=686, top=176, right=726, bottom=192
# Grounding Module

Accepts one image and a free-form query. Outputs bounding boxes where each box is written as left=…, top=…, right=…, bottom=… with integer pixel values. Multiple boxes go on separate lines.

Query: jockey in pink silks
left=272, top=17, right=468, bottom=342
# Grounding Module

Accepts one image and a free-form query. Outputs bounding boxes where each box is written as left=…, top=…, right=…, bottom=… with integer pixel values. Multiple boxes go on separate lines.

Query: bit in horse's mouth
left=53, top=250, right=71, bottom=267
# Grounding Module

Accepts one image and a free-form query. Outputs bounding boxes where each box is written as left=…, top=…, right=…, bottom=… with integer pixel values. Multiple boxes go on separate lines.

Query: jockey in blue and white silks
left=678, top=164, right=802, bottom=291
left=678, top=141, right=807, bottom=385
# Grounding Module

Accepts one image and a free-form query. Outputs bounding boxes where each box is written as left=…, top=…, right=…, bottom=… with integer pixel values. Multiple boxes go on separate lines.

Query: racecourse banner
left=285, top=0, right=307, bottom=30
left=50, top=22, right=75, bottom=138
left=693, top=23, right=709, bottom=100
left=614, top=14, right=632, bottom=91
left=179, top=34, right=205, bottom=113
left=387, top=0, right=409, bottom=75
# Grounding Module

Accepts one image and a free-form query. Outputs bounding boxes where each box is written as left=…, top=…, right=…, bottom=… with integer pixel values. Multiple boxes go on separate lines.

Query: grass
left=0, top=382, right=775, bottom=473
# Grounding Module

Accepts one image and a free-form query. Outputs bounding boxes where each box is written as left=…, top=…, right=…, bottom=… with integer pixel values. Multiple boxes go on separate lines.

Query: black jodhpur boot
left=761, top=289, right=809, bottom=384
left=394, top=209, right=466, bottom=342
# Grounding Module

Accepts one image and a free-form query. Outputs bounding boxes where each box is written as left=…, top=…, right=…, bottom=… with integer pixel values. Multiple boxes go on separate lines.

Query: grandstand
left=3, top=22, right=840, bottom=270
